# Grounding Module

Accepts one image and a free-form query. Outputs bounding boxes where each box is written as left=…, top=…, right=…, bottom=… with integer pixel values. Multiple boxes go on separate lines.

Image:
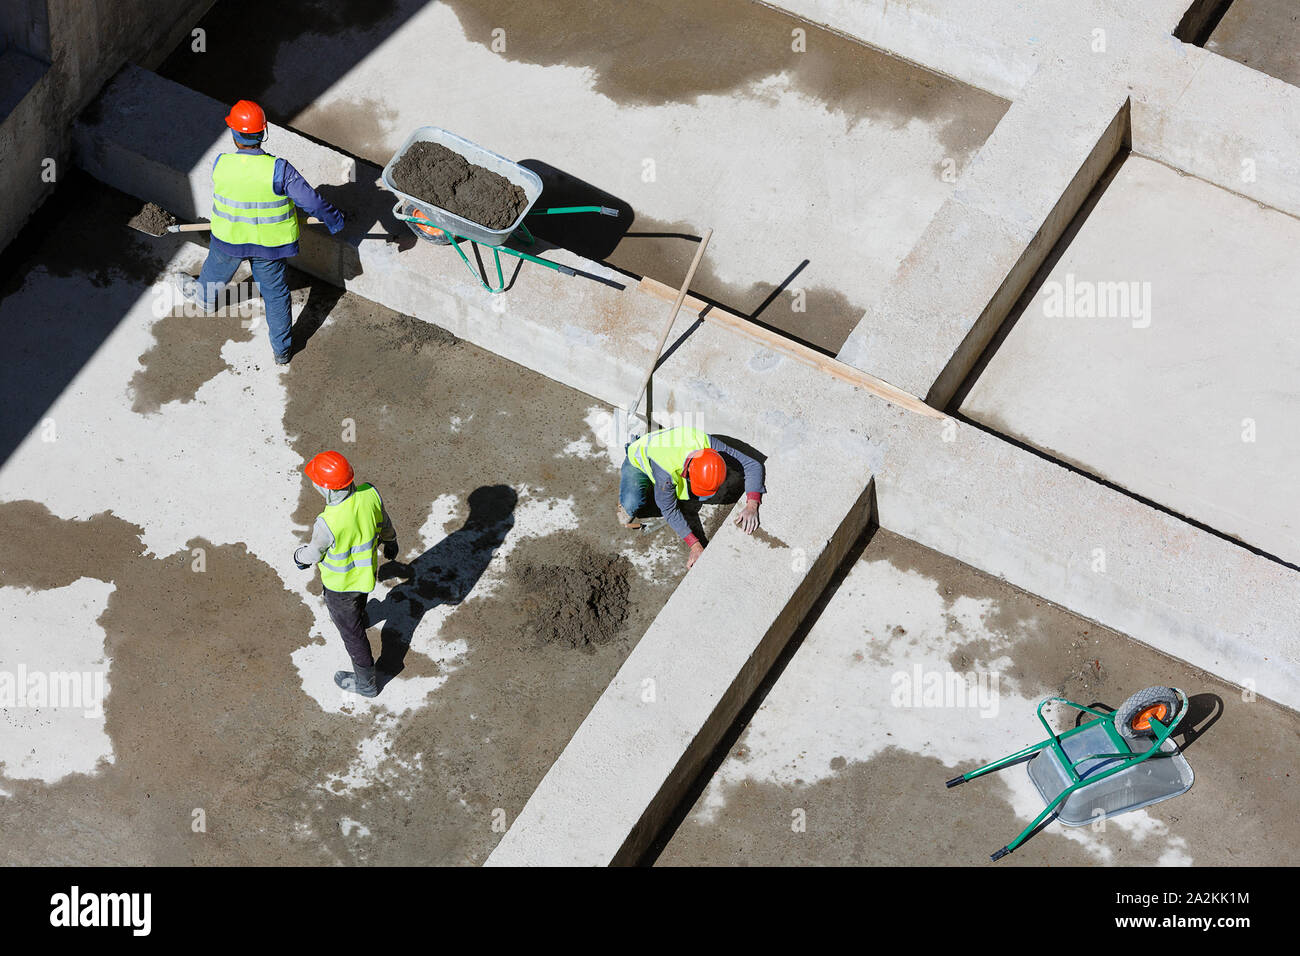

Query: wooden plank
left=636, top=276, right=945, bottom=420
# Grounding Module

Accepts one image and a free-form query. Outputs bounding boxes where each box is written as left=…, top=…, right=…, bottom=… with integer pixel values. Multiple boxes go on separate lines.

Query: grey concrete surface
left=658, top=529, right=1300, bottom=866
left=0, top=176, right=687, bottom=864
left=960, top=154, right=1300, bottom=567
left=1208, top=0, right=1300, bottom=88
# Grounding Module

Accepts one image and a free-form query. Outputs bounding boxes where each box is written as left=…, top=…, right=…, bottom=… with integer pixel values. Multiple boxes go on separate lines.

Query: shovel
left=127, top=200, right=323, bottom=237
left=614, top=227, right=713, bottom=458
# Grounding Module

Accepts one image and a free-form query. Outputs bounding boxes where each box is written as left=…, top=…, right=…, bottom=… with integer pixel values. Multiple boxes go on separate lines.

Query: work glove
left=383, top=540, right=399, bottom=561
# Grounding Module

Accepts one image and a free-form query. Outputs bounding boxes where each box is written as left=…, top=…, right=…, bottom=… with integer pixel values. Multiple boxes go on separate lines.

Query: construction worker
left=171, top=99, right=344, bottom=365
left=293, top=451, right=398, bottom=698
left=619, top=425, right=765, bottom=569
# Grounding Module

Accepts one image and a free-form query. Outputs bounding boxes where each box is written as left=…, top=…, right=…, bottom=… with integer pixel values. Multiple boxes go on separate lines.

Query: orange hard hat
left=225, top=99, right=267, bottom=134
left=686, top=448, right=726, bottom=498
left=304, top=451, right=354, bottom=490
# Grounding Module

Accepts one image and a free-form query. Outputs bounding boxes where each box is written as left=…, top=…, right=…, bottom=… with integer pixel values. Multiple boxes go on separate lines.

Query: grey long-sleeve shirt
left=650, top=435, right=765, bottom=544
left=294, top=483, right=396, bottom=567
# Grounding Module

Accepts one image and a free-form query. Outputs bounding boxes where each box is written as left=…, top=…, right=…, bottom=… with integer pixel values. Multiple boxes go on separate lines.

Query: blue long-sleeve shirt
left=209, top=148, right=345, bottom=259
left=649, top=435, right=766, bottom=544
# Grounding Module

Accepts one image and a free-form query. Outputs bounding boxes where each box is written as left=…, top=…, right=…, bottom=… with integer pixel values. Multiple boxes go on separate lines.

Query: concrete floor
left=0, top=176, right=690, bottom=864
left=156, top=0, right=1007, bottom=353
left=1207, top=0, right=1300, bottom=88
left=959, top=154, right=1300, bottom=566
left=658, top=529, right=1300, bottom=866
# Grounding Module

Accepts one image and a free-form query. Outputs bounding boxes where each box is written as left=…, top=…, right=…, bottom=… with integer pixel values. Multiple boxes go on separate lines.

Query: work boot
left=334, top=664, right=379, bottom=698
left=169, top=271, right=216, bottom=314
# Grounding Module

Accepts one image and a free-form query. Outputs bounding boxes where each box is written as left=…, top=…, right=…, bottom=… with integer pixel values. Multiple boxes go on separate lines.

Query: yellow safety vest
left=627, top=427, right=711, bottom=500
left=210, top=153, right=300, bottom=249
left=318, top=484, right=383, bottom=593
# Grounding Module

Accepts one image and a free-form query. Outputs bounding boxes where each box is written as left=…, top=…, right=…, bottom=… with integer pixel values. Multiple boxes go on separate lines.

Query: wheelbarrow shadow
left=365, top=484, right=517, bottom=684
left=517, top=159, right=634, bottom=260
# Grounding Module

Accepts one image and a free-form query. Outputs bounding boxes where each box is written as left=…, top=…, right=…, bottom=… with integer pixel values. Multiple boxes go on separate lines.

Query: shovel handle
left=168, top=217, right=323, bottom=233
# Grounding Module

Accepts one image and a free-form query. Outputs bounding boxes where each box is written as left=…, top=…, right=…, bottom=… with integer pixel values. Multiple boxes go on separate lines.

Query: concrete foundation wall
left=0, top=0, right=212, bottom=255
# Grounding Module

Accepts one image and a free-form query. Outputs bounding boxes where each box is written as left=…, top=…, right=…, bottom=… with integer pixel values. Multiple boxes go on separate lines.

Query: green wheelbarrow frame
left=945, top=687, right=1190, bottom=861
left=393, top=202, right=618, bottom=293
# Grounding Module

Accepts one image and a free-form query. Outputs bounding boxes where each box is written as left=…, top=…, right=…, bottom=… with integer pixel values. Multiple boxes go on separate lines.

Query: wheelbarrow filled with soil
left=381, top=126, right=618, bottom=292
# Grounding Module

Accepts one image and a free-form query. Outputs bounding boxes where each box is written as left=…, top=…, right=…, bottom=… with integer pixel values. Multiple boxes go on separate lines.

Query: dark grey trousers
left=322, top=588, right=374, bottom=669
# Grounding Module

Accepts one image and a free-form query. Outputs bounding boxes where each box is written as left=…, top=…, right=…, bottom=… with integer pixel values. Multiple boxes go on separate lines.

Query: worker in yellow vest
left=619, top=426, right=765, bottom=569
left=171, top=99, right=344, bottom=365
left=293, top=451, right=399, bottom=697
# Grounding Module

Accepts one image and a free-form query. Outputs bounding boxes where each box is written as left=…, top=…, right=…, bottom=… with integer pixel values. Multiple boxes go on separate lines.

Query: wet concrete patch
left=440, top=0, right=1007, bottom=144
left=129, top=307, right=257, bottom=414
left=0, top=501, right=355, bottom=864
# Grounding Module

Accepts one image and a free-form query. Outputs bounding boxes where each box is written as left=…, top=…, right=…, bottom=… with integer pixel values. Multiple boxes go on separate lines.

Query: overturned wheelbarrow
left=946, top=685, right=1193, bottom=861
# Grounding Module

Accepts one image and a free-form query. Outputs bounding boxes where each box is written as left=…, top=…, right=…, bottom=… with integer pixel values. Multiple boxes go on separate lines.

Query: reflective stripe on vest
left=627, top=427, right=711, bottom=500
left=210, top=153, right=300, bottom=248
left=318, top=484, right=383, bottom=593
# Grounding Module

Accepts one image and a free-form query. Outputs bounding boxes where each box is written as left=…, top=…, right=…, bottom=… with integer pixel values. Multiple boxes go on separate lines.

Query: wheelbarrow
left=381, top=126, right=619, bottom=293
left=946, top=685, right=1193, bottom=861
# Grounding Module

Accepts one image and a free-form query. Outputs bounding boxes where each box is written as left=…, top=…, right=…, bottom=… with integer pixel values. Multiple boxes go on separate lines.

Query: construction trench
left=0, top=0, right=1297, bottom=868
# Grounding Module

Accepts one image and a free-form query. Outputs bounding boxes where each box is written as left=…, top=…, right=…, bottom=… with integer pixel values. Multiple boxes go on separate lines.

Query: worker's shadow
left=365, top=484, right=517, bottom=684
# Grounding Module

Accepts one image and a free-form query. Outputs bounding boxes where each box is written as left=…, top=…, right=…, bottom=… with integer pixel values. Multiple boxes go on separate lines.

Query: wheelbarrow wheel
left=1114, top=686, right=1179, bottom=741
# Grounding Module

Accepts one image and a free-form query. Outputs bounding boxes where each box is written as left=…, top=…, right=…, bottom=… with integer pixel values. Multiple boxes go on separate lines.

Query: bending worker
left=293, top=451, right=399, bottom=698
left=619, top=425, right=765, bottom=569
left=172, top=99, right=344, bottom=365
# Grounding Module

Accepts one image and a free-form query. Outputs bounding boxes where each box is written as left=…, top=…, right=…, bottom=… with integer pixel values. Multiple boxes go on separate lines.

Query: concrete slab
left=154, top=0, right=1008, bottom=353
left=0, top=176, right=687, bottom=864
left=959, top=154, right=1300, bottom=566
left=657, top=530, right=1300, bottom=866
left=1207, top=0, right=1300, bottom=88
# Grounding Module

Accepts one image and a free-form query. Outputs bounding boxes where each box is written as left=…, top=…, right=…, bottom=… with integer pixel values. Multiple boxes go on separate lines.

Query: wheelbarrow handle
left=529, top=205, right=620, bottom=217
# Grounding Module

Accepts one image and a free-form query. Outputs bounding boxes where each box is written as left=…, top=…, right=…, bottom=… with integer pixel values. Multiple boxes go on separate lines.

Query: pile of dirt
left=512, top=537, right=632, bottom=649
left=127, top=202, right=177, bottom=236
left=390, top=141, right=528, bottom=230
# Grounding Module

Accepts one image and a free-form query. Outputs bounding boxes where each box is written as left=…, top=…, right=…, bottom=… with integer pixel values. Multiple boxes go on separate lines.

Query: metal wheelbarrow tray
left=945, top=685, right=1193, bottom=861
left=381, top=126, right=617, bottom=292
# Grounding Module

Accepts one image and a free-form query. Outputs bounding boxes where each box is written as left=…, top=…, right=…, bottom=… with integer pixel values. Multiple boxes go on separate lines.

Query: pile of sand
left=390, top=141, right=528, bottom=230
left=513, top=538, right=631, bottom=649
